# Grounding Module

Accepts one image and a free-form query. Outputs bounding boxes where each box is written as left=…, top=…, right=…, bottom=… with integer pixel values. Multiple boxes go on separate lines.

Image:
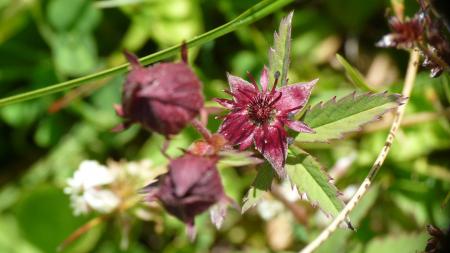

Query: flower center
left=247, top=92, right=281, bottom=125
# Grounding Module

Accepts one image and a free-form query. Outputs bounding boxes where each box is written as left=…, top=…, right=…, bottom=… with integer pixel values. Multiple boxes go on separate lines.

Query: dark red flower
left=377, top=1, right=450, bottom=77
left=376, top=15, right=424, bottom=49
left=114, top=52, right=204, bottom=136
left=215, top=67, right=316, bottom=178
left=142, top=153, right=230, bottom=240
left=425, top=224, right=450, bottom=253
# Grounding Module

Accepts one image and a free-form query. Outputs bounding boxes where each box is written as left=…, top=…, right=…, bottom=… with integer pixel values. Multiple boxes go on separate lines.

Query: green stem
left=0, top=0, right=293, bottom=107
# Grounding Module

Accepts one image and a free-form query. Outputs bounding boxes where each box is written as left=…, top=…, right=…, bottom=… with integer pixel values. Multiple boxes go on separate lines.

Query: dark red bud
left=142, top=153, right=229, bottom=239
left=115, top=51, right=204, bottom=136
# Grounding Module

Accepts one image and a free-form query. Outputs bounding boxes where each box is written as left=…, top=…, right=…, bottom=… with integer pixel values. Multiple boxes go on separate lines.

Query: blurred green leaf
left=336, top=54, right=375, bottom=92
left=47, top=0, right=99, bottom=32
left=286, top=146, right=348, bottom=223
left=122, top=0, right=202, bottom=50
left=53, top=33, right=98, bottom=76
left=365, top=232, right=428, bottom=253
left=0, top=0, right=29, bottom=43
left=297, top=92, right=403, bottom=143
left=0, top=100, right=44, bottom=128
left=325, top=0, right=383, bottom=33
left=15, top=185, right=102, bottom=253
left=34, top=115, right=65, bottom=148
left=0, top=214, right=43, bottom=253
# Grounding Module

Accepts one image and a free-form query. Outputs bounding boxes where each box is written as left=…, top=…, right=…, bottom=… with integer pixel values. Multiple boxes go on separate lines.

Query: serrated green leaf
left=286, top=147, right=348, bottom=223
left=269, top=11, right=293, bottom=86
left=241, top=164, right=274, bottom=213
left=297, top=91, right=403, bottom=143
left=336, top=54, right=375, bottom=92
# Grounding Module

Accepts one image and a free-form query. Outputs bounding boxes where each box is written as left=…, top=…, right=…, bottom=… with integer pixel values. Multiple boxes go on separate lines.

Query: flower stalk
left=299, top=49, right=420, bottom=253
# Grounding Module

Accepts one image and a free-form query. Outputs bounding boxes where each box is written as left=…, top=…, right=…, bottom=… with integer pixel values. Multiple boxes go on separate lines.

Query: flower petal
left=286, top=120, right=315, bottom=133
left=254, top=125, right=288, bottom=178
left=114, top=104, right=124, bottom=117
left=124, top=50, right=142, bottom=69
left=227, top=72, right=258, bottom=103
left=219, top=110, right=256, bottom=146
left=239, top=133, right=254, bottom=151
left=169, top=154, right=216, bottom=197
left=213, top=98, right=234, bottom=109
left=275, top=79, right=317, bottom=113
left=260, top=66, right=270, bottom=92
left=210, top=196, right=235, bottom=229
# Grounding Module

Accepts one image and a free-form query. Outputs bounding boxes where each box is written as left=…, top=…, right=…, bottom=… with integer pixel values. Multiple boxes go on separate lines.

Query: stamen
left=271, top=71, right=280, bottom=94
left=223, top=89, right=234, bottom=97
left=246, top=71, right=259, bottom=90
left=285, top=105, right=303, bottom=113
left=237, top=88, right=254, bottom=100
left=268, top=91, right=282, bottom=106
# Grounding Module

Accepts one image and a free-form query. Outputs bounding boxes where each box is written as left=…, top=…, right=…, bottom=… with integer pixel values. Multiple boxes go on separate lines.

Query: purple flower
left=215, top=67, right=316, bottom=178
left=142, top=153, right=230, bottom=240
left=376, top=15, right=424, bottom=49
left=114, top=52, right=204, bottom=137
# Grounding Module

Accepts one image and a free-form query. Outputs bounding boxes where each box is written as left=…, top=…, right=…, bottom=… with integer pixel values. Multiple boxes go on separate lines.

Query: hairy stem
left=58, top=215, right=109, bottom=252
left=191, top=118, right=212, bottom=141
left=299, top=49, right=420, bottom=253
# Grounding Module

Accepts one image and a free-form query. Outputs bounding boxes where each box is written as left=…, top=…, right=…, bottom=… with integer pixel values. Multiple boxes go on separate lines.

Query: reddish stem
left=58, top=215, right=109, bottom=252
left=191, top=118, right=212, bottom=141
left=161, top=138, right=171, bottom=159
left=181, top=41, right=188, bottom=64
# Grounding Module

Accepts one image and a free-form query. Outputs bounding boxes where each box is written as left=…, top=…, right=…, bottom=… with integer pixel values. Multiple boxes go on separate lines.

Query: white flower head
left=83, top=189, right=120, bottom=214
left=65, top=160, right=119, bottom=215
left=257, top=199, right=284, bottom=220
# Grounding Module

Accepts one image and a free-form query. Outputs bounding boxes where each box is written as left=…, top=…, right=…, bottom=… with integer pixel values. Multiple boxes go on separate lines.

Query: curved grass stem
left=299, top=49, right=421, bottom=253
left=0, top=0, right=293, bottom=107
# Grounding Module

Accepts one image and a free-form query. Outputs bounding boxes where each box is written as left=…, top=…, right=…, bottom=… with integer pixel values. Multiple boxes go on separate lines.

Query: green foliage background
left=0, top=0, right=449, bottom=252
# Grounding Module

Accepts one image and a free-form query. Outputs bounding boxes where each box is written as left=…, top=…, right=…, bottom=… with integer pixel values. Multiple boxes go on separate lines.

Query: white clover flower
left=65, top=160, right=120, bottom=215
left=83, top=188, right=120, bottom=214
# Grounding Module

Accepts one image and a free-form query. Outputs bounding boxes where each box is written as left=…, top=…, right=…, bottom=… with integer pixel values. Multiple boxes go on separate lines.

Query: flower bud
left=142, top=153, right=230, bottom=240
left=114, top=51, right=204, bottom=136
